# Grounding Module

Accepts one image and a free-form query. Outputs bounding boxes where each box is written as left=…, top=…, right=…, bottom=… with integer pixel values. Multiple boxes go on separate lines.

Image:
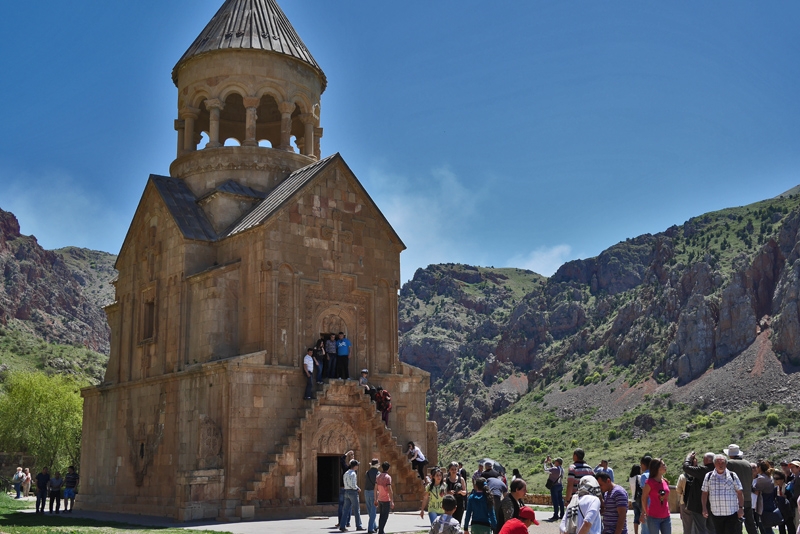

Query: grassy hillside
left=0, top=326, right=108, bottom=384
left=441, top=388, right=798, bottom=492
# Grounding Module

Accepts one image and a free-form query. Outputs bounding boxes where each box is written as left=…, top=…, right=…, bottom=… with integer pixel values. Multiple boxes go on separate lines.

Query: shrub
left=608, top=429, right=618, bottom=440
left=766, top=413, right=780, bottom=427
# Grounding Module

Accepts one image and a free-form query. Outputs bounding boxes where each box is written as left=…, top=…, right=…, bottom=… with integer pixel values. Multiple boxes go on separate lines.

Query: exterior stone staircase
left=230, top=380, right=423, bottom=520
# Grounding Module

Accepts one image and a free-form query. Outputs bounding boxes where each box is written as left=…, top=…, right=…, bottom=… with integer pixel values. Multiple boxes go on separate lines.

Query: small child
left=359, top=369, right=370, bottom=391
left=428, top=495, right=463, bottom=534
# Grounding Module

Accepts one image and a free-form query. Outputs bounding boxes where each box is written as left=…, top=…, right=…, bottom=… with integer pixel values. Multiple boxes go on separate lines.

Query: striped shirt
left=569, top=462, right=595, bottom=493
left=602, top=484, right=629, bottom=534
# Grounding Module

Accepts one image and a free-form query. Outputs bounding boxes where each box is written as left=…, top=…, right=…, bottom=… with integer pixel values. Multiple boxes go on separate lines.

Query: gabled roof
left=224, top=153, right=406, bottom=249
left=150, top=175, right=217, bottom=242
left=226, top=153, right=337, bottom=236
left=173, top=0, right=326, bottom=88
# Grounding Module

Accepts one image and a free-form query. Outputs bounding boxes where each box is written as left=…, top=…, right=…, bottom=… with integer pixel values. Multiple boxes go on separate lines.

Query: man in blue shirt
left=336, top=332, right=352, bottom=380
left=594, top=460, right=614, bottom=482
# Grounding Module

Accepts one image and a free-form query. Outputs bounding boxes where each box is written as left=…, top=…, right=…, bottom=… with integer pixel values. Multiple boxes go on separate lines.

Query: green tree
left=0, top=372, right=84, bottom=472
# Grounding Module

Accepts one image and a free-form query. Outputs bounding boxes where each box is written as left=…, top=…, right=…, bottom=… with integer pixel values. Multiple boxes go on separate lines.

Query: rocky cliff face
left=0, top=208, right=117, bottom=353
left=400, top=193, right=800, bottom=442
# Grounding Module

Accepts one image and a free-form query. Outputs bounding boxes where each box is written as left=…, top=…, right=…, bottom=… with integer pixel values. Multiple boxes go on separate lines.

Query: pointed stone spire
left=173, top=0, right=325, bottom=88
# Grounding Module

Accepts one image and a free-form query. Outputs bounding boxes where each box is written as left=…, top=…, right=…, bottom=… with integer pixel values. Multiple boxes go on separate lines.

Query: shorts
left=632, top=500, right=641, bottom=525
left=64, top=488, right=76, bottom=499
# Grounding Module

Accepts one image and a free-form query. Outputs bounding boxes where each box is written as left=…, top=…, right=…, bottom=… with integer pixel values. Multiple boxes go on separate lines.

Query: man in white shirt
left=303, top=348, right=315, bottom=400
left=341, top=459, right=363, bottom=532
left=701, top=454, right=744, bottom=534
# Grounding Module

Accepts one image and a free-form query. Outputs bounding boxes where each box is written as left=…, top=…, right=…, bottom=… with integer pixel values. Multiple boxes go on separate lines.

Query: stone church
left=79, top=0, right=436, bottom=521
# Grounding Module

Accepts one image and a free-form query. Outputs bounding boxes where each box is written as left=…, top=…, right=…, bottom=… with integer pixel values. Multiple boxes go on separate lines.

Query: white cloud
left=365, top=164, right=481, bottom=282
left=507, top=244, right=574, bottom=276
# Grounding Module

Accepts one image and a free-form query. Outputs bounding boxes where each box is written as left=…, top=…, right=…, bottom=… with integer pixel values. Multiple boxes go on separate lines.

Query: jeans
left=710, top=513, right=743, bottom=534
left=428, top=511, right=439, bottom=524
left=342, top=489, right=362, bottom=529
left=338, top=488, right=346, bottom=526
left=49, top=490, right=61, bottom=513
left=36, top=489, right=47, bottom=512
left=378, top=501, right=391, bottom=534
left=13, top=482, right=20, bottom=498
left=328, top=353, right=338, bottom=378
left=304, top=372, right=314, bottom=399
left=550, top=483, right=564, bottom=518
left=318, top=358, right=327, bottom=382
left=647, top=515, right=671, bottom=534
left=365, top=489, right=376, bottom=532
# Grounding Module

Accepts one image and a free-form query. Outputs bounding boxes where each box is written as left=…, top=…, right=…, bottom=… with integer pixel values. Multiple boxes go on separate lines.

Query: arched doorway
left=316, top=309, right=357, bottom=378
left=314, top=422, right=359, bottom=504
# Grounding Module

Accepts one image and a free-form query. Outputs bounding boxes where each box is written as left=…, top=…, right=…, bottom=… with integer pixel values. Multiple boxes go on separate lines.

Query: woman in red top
left=641, top=458, right=671, bottom=534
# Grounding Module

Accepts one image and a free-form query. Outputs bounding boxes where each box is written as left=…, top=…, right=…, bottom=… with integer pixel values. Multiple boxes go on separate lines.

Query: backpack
left=563, top=495, right=584, bottom=534
left=429, top=514, right=462, bottom=534
left=12, top=472, right=21, bottom=483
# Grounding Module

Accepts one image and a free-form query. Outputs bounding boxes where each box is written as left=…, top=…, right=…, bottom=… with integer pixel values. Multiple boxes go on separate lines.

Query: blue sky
left=1, top=1, right=798, bottom=282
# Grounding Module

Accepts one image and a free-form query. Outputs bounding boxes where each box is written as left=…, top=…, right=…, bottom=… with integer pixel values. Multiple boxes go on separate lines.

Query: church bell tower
left=170, top=0, right=326, bottom=208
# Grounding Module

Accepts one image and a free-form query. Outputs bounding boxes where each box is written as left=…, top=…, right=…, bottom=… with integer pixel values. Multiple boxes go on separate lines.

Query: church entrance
left=317, top=455, right=340, bottom=504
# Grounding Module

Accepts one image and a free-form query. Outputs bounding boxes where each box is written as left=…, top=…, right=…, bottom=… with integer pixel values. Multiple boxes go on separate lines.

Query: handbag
left=545, top=477, right=554, bottom=490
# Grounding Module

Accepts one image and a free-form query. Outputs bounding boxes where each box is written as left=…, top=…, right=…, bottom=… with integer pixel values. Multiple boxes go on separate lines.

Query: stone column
left=300, top=113, right=317, bottom=159
left=180, top=107, right=200, bottom=153
left=243, top=96, right=260, bottom=147
left=314, top=127, right=323, bottom=160
left=278, top=101, right=296, bottom=151
left=174, top=119, right=185, bottom=158
left=204, top=98, right=224, bottom=148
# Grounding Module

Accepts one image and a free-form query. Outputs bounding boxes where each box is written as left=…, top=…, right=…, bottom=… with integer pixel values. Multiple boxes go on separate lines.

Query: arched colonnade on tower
left=175, top=80, right=321, bottom=159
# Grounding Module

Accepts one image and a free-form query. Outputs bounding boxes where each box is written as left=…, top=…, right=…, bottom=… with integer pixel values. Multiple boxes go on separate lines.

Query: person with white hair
left=702, top=454, right=745, bottom=534
left=683, top=451, right=716, bottom=534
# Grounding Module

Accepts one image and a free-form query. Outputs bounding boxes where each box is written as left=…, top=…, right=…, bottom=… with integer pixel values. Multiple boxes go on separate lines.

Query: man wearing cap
left=341, top=459, right=363, bottom=532
left=499, top=506, right=539, bottom=534
left=701, top=454, right=744, bottom=534
left=365, top=459, right=380, bottom=534
left=725, top=444, right=756, bottom=534
left=596, top=472, right=627, bottom=534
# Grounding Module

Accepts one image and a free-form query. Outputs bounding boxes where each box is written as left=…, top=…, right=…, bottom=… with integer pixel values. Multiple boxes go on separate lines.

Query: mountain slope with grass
left=399, top=189, right=800, bottom=450
left=0, top=207, right=116, bottom=384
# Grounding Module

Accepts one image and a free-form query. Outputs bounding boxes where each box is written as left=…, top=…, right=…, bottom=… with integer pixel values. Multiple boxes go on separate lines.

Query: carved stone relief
left=198, top=414, right=223, bottom=469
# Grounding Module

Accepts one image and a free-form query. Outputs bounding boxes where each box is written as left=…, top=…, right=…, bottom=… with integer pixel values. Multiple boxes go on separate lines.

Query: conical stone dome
left=173, top=0, right=325, bottom=89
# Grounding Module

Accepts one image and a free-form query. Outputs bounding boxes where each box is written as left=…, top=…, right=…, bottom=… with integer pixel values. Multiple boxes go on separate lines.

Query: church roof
left=197, top=180, right=267, bottom=203
left=150, top=175, right=218, bottom=241
left=173, top=0, right=326, bottom=88
left=226, top=153, right=337, bottom=236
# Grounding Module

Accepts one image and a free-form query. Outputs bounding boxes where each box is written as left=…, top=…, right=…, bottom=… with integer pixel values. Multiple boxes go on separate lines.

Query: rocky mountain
left=0, top=207, right=117, bottom=354
left=399, top=191, right=800, bottom=443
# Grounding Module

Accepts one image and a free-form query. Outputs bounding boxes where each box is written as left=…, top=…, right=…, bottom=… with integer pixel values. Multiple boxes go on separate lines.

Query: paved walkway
left=19, top=506, right=687, bottom=534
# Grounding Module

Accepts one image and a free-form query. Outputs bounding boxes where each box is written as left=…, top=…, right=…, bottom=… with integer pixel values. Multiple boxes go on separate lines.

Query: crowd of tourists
left=328, top=443, right=800, bottom=534
left=9, top=465, right=79, bottom=514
